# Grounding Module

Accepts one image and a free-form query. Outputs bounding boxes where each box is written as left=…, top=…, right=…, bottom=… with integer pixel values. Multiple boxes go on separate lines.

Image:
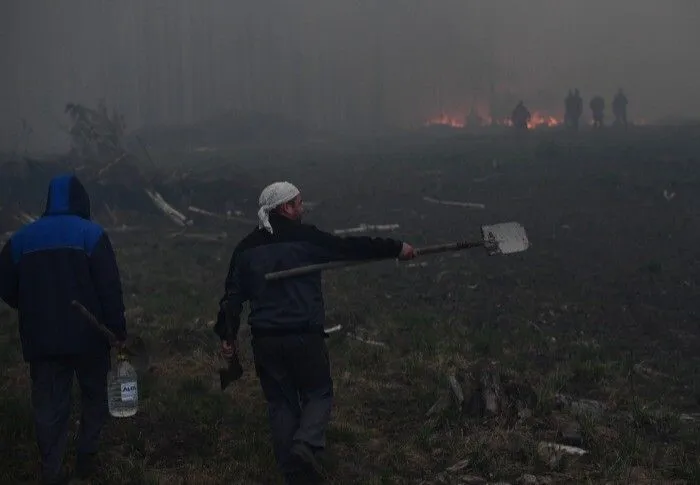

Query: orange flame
left=527, top=111, right=562, bottom=129
left=424, top=110, right=563, bottom=130
left=424, top=113, right=465, bottom=128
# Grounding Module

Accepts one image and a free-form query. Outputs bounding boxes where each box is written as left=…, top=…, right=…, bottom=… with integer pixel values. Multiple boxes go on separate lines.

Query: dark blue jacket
left=0, top=174, right=126, bottom=361
left=214, top=213, right=403, bottom=340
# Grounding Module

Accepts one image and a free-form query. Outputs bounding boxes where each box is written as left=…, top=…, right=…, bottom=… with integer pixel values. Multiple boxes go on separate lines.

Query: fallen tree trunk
left=145, top=189, right=192, bottom=227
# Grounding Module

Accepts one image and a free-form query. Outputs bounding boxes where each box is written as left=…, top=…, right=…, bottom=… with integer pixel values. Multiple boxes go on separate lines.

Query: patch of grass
left=468, top=325, right=504, bottom=358
left=327, top=422, right=363, bottom=448
left=628, top=399, right=683, bottom=439
left=534, top=368, right=568, bottom=416
left=569, top=359, right=609, bottom=391
left=0, top=394, right=36, bottom=479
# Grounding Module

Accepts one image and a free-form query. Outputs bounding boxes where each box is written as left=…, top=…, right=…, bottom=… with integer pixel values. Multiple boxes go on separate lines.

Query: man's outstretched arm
left=305, top=224, right=415, bottom=263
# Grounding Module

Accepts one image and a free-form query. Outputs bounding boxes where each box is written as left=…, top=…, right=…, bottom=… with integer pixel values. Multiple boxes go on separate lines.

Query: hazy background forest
left=1, top=0, right=699, bottom=152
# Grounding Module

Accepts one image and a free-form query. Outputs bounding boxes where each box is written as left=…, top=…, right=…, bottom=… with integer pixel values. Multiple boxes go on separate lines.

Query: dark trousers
left=29, top=353, right=110, bottom=479
left=252, top=333, right=333, bottom=474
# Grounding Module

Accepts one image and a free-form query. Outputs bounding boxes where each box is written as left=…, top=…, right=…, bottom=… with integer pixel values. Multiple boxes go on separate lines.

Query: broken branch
left=448, top=374, right=464, bottom=405
left=145, top=189, right=191, bottom=227
left=187, top=206, right=257, bottom=225
left=333, top=223, right=400, bottom=235
left=349, top=334, right=387, bottom=347
left=423, top=196, right=485, bottom=209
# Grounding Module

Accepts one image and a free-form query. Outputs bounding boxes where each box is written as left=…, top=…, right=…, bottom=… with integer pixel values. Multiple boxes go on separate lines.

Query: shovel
left=71, top=300, right=150, bottom=371
left=264, top=221, right=529, bottom=281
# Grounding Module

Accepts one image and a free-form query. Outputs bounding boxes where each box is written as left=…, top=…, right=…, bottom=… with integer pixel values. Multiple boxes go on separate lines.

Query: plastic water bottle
left=107, top=352, right=139, bottom=418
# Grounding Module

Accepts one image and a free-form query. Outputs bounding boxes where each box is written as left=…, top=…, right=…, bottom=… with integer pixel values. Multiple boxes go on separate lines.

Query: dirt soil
left=1, top=126, right=699, bottom=484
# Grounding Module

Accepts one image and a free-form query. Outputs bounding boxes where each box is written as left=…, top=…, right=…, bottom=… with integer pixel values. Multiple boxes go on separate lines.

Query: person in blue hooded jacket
left=0, top=174, right=126, bottom=484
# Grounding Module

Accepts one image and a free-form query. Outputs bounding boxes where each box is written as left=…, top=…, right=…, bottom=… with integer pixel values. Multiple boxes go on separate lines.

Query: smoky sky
left=1, top=1, right=699, bottom=151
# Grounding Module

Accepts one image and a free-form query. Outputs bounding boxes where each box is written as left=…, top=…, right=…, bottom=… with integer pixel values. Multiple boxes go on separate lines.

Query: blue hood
left=44, top=174, right=91, bottom=219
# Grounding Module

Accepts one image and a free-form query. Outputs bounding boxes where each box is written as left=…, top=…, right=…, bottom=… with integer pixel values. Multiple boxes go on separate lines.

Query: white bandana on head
left=257, top=181, right=300, bottom=234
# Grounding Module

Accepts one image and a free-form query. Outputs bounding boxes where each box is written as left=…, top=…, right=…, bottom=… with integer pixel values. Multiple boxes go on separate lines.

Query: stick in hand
left=71, top=300, right=126, bottom=353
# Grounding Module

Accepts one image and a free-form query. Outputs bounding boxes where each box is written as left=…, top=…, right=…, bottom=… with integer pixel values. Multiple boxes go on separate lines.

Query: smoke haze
left=1, top=0, right=698, bottom=150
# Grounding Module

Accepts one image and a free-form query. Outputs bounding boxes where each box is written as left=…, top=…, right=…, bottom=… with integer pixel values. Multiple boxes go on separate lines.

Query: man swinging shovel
left=214, top=180, right=530, bottom=485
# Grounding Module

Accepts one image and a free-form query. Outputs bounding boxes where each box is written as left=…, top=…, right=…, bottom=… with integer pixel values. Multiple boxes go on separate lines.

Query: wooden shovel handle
left=71, top=300, right=118, bottom=344
left=415, top=240, right=485, bottom=256
left=264, top=239, right=486, bottom=280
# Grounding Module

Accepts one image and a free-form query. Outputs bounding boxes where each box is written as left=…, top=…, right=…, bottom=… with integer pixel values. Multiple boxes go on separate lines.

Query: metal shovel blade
left=481, top=222, right=530, bottom=255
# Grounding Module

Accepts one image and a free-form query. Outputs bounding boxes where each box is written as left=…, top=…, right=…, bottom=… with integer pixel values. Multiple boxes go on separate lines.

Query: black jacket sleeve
left=214, top=249, right=246, bottom=341
left=304, top=224, right=404, bottom=263
left=0, top=240, right=19, bottom=309
left=88, top=233, right=127, bottom=340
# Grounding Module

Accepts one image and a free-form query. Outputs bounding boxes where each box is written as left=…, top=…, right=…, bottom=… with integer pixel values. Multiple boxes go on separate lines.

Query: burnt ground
left=1, top=126, right=699, bottom=484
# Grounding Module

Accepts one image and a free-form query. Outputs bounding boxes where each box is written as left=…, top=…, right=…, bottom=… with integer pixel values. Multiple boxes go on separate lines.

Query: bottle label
left=120, top=381, right=138, bottom=402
